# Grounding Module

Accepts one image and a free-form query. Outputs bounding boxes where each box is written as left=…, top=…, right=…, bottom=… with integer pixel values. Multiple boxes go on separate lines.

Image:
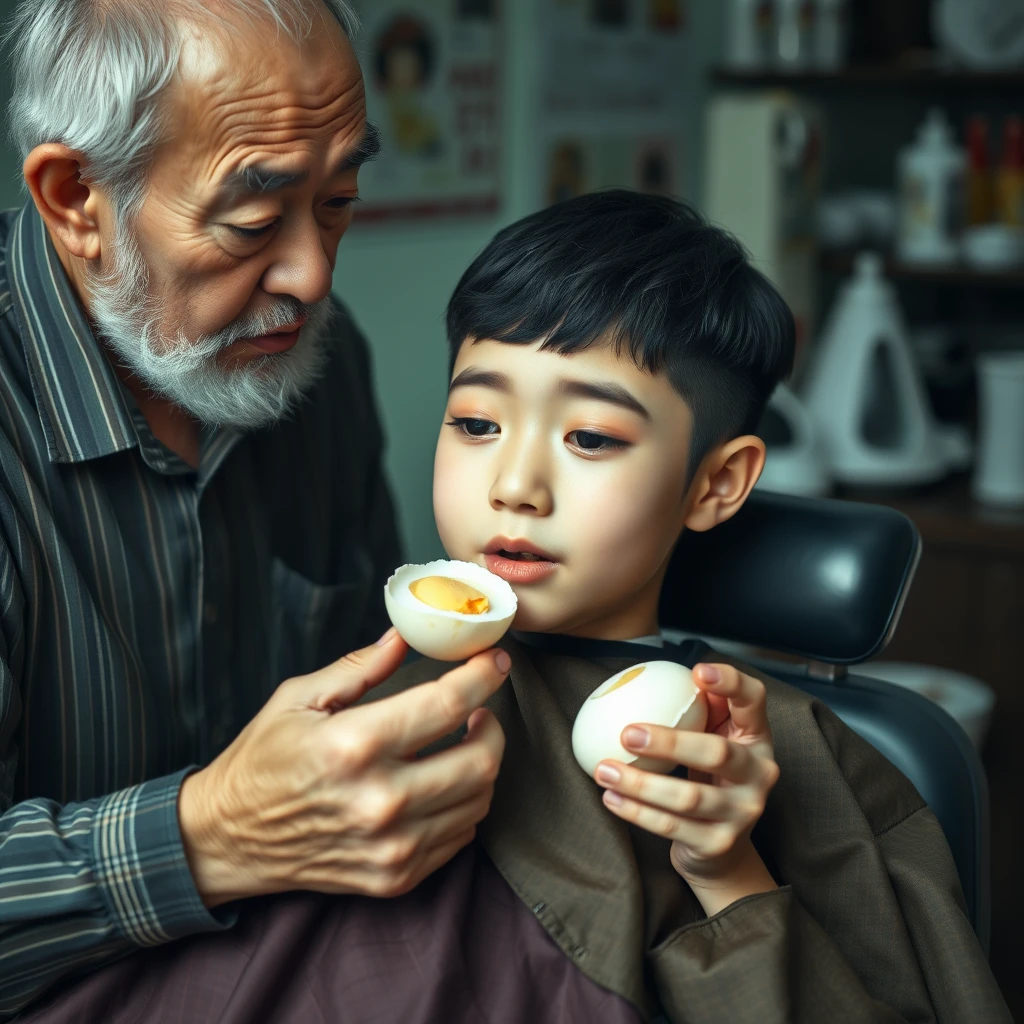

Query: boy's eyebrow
left=557, top=379, right=651, bottom=420
left=448, top=368, right=511, bottom=393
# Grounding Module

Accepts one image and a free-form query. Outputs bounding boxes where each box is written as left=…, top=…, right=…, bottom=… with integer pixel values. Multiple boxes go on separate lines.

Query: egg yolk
left=596, top=664, right=646, bottom=698
left=409, top=576, right=490, bottom=614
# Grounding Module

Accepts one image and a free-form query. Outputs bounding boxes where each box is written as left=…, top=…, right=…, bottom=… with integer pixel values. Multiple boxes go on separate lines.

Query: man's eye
left=568, top=430, right=628, bottom=453
left=324, top=196, right=359, bottom=210
left=228, top=222, right=276, bottom=240
left=446, top=417, right=499, bottom=437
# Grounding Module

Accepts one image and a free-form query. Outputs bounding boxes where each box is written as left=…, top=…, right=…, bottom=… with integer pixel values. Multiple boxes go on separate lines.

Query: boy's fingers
left=622, top=726, right=772, bottom=787
left=694, top=664, right=770, bottom=735
left=595, top=763, right=739, bottom=821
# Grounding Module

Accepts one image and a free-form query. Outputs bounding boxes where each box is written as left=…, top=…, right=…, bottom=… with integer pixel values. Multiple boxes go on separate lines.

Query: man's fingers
left=336, top=648, right=511, bottom=759
left=694, top=664, right=770, bottom=736
left=285, top=630, right=410, bottom=712
left=390, top=708, right=506, bottom=817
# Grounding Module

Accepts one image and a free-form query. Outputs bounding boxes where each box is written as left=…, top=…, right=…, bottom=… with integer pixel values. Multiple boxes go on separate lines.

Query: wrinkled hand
left=594, top=663, right=780, bottom=903
left=179, top=630, right=509, bottom=907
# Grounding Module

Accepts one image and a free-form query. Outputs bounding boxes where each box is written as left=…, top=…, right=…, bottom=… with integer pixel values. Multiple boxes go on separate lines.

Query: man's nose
left=260, top=218, right=334, bottom=306
left=488, top=440, right=554, bottom=517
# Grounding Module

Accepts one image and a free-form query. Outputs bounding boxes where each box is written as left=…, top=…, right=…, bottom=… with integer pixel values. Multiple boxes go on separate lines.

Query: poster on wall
left=537, top=0, right=688, bottom=207
left=353, top=0, right=501, bottom=222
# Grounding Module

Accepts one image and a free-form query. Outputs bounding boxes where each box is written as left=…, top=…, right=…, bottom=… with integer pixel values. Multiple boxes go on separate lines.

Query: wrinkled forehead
left=163, top=11, right=366, bottom=183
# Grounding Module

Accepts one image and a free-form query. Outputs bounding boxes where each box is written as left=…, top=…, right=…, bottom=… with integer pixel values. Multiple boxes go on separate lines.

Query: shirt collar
left=7, top=203, right=138, bottom=464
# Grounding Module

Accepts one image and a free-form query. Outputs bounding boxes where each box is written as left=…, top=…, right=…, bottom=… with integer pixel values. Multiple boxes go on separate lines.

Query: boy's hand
left=594, top=663, right=780, bottom=912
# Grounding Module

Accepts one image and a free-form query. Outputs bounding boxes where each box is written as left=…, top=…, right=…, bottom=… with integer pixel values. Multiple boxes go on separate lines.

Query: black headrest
left=659, top=491, right=921, bottom=664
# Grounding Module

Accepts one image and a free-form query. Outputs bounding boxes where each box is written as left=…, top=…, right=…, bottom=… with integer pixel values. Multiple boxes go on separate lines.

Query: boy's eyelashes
left=445, top=417, right=631, bottom=453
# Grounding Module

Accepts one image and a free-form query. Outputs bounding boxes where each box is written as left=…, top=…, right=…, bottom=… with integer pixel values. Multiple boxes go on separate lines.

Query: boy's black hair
left=445, top=189, right=796, bottom=478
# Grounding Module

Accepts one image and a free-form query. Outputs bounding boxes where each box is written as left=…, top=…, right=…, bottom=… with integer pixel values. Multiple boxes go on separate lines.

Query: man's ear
left=684, top=435, right=766, bottom=534
left=23, top=144, right=104, bottom=261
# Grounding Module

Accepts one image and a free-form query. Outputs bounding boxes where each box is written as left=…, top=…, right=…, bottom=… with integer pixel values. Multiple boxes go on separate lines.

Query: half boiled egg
left=571, top=661, right=708, bottom=777
left=384, top=559, right=517, bottom=661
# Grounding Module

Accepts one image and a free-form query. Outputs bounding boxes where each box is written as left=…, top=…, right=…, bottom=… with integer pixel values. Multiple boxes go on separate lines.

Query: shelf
left=837, top=474, right=1024, bottom=557
left=711, top=64, right=1024, bottom=89
left=819, top=248, right=1024, bottom=287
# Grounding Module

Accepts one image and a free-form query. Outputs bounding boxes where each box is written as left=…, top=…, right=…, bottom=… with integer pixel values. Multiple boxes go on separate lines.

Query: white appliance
left=973, top=350, right=1024, bottom=507
left=756, top=384, right=831, bottom=497
left=802, top=252, right=971, bottom=486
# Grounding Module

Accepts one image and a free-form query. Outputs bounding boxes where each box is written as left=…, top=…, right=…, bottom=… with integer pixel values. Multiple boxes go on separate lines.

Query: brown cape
left=367, top=634, right=1010, bottom=1023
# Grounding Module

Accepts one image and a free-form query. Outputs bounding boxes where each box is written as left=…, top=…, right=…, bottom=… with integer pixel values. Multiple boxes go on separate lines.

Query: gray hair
left=4, top=0, right=360, bottom=219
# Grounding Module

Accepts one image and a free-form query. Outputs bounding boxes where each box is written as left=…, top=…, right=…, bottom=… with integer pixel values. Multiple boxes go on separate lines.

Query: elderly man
left=0, top=0, right=511, bottom=1017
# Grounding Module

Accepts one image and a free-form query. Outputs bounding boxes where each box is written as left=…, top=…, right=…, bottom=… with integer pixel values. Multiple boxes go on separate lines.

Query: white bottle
left=897, top=108, right=965, bottom=264
left=726, top=0, right=774, bottom=70
left=813, top=0, right=847, bottom=69
left=774, top=0, right=815, bottom=68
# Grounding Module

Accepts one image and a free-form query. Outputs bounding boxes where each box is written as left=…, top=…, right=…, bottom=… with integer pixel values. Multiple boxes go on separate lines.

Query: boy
left=369, top=189, right=1008, bottom=1022
left=22, top=192, right=1008, bottom=1024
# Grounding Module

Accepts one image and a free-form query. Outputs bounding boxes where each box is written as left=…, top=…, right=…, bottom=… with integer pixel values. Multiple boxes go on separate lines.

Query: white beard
left=85, top=222, right=332, bottom=431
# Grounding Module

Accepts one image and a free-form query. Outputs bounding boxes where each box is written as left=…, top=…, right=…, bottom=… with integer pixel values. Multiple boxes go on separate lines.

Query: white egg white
left=571, top=661, right=708, bottom=777
left=384, top=559, right=517, bottom=661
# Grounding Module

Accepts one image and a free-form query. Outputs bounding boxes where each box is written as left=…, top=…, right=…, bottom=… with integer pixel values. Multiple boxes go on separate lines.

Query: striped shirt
left=0, top=203, right=402, bottom=1017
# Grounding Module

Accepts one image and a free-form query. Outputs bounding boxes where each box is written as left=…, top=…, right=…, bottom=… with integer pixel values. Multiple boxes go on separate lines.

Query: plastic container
left=813, top=0, right=847, bottom=69
left=897, top=109, right=965, bottom=265
left=726, top=0, right=775, bottom=69
left=774, top=0, right=815, bottom=68
left=965, top=115, right=994, bottom=226
left=972, top=351, right=1024, bottom=508
left=996, top=115, right=1024, bottom=227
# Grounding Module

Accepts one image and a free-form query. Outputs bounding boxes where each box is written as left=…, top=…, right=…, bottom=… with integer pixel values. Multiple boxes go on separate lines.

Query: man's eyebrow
left=448, top=368, right=512, bottom=393
left=219, top=122, right=383, bottom=198
left=557, top=378, right=651, bottom=420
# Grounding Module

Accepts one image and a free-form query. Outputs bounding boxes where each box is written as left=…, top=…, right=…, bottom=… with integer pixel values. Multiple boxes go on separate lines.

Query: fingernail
left=495, top=650, right=511, bottom=673
left=596, top=764, right=621, bottom=785
left=698, top=664, right=720, bottom=684
left=623, top=726, right=649, bottom=749
left=376, top=626, right=398, bottom=646
left=603, top=790, right=623, bottom=807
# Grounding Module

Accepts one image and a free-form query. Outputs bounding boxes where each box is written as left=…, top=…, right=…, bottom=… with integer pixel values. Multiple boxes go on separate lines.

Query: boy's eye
left=447, top=417, right=499, bottom=437
left=568, top=429, right=628, bottom=453
left=324, top=196, right=358, bottom=210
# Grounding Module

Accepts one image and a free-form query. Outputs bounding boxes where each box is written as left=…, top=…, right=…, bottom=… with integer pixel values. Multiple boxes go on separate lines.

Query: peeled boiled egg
left=571, top=661, right=708, bottom=777
left=384, top=559, right=517, bottom=661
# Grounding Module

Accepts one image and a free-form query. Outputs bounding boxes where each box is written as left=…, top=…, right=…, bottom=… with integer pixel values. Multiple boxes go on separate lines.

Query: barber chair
left=659, top=490, right=991, bottom=957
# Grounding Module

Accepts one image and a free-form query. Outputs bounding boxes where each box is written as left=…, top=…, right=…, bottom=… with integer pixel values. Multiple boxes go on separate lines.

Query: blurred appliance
left=704, top=92, right=822, bottom=351
left=972, top=350, right=1024, bottom=507
left=803, top=252, right=970, bottom=486
left=756, top=383, right=831, bottom=496
left=935, top=0, right=1024, bottom=69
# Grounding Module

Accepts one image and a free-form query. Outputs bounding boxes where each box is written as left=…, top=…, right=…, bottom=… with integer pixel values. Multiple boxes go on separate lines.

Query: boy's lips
left=484, top=537, right=559, bottom=584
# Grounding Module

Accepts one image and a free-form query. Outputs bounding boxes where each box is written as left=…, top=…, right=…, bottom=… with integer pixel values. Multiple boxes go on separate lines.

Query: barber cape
left=370, top=633, right=1010, bottom=1024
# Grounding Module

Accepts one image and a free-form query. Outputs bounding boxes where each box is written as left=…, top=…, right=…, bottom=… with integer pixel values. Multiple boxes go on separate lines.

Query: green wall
left=0, top=0, right=725, bottom=561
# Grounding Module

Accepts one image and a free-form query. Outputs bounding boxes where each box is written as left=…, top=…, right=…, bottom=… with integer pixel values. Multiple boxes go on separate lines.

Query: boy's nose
left=488, top=463, right=554, bottom=517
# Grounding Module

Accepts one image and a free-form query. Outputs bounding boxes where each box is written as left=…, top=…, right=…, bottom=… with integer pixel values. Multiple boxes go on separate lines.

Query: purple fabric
left=20, top=842, right=642, bottom=1024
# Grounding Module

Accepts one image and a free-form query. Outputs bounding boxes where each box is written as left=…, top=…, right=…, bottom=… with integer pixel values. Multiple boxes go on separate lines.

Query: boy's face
left=434, top=338, right=694, bottom=639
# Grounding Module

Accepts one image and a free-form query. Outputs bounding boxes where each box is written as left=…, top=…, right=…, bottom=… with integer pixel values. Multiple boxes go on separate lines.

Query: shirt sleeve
left=0, top=543, right=232, bottom=1021
left=645, top=811, right=1012, bottom=1024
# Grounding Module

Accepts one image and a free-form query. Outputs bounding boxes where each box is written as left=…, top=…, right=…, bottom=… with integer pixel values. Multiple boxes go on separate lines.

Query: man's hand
left=178, top=630, right=509, bottom=907
left=593, top=663, right=780, bottom=916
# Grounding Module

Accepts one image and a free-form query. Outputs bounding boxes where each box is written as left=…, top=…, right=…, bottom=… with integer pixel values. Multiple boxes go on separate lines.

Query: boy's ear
left=684, top=436, right=766, bottom=534
left=23, top=144, right=104, bottom=261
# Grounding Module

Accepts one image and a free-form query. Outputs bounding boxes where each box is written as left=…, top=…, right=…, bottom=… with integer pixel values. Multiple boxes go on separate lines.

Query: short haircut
left=445, top=189, right=796, bottom=477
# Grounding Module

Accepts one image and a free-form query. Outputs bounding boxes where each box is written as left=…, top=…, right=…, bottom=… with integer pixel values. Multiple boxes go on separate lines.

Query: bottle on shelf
left=725, top=0, right=776, bottom=70
left=996, top=115, right=1024, bottom=227
left=896, top=108, right=965, bottom=265
left=812, top=0, right=848, bottom=70
left=965, top=115, right=994, bottom=226
left=774, top=0, right=815, bottom=69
